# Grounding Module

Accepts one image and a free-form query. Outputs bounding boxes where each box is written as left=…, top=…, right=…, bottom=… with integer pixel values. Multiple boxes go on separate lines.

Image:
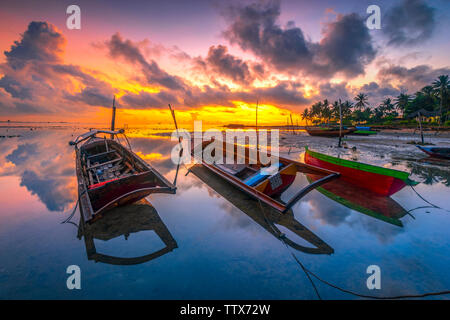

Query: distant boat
left=306, top=126, right=356, bottom=137
left=306, top=174, right=407, bottom=227
left=416, top=145, right=450, bottom=160
left=350, top=130, right=377, bottom=136
left=192, top=139, right=339, bottom=213
left=304, top=146, right=418, bottom=196
left=351, top=127, right=378, bottom=136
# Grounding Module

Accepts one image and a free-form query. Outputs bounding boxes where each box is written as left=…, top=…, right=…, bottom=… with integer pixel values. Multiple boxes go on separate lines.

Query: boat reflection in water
left=190, top=164, right=334, bottom=255
left=77, top=199, right=177, bottom=265
left=306, top=174, right=408, bottom=227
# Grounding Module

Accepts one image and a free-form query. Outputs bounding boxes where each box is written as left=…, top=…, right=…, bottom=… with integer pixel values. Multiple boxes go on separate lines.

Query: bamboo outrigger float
left=70, top=99, right=176, bottom=223
left=190, top=164, right=334, bottom=254
left=191, top=139, right=340, bottom=213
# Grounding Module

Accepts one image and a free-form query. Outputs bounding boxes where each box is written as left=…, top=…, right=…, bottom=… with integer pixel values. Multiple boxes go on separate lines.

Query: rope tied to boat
left=254, top=190, right=450, bottom=300
left=60, top=189, right=86, bottom=225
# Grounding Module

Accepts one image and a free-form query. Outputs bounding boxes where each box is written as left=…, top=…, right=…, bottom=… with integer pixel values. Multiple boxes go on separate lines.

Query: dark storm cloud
left=0, top=21, right=120, bottom=114
left=20, top=170, right=73, bottom=212
left=383, top=0, right=436, bottom=47
left=4, top=21, right=65, bottom=70
left=223, top=0, right=312, bottom=72
left=317, top=13, right=376, bottom=77
left=65, top=86, right=113, bottom=107
left=318, top=82, right=350, bottom=102
left=105, top=33, right=185, bottom=91
left=121, top=90, right=179, bottom=109
left=222, top=0, right=376, bottom=78
left=0, top=75, right=32, bottom=99
left=252, top=81, right=309, bottom=105
left=202, top=45, right=254, bottom=85
left=377, top=64, right=450, bottom=90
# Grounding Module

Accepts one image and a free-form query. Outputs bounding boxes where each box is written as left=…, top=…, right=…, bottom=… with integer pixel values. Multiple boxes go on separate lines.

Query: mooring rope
left=60, top=189, right=86, bottom=225
left=254, top=192, right=450, bottom=300
left=409, top=184, right=450, bottom=213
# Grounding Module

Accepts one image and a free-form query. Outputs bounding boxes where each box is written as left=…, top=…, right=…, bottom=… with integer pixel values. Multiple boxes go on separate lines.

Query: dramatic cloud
left=318, top=82, right=350, bottom=102
left=0, top=21, right=117, bottom=114
left=222, top=0, right=376, bottom=78
left=377, top=64, right=450, bottom=91
left=4, top=21, right=66, bottom=70
left=383, top=0, right=436, bottom=46
left=105, top=33, right=185, bottom=91
left=317, top=13, right=376, bottom=77
left=201, top=45, right=254, bottom=85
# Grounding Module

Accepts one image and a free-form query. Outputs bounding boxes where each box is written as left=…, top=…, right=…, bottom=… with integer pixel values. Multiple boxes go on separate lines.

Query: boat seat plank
left=87, top=150, right=117, bottom=159
left=244, top=162, right=283, bottom=187
left=88, top=157, right=122, bottom=170
left=215, top=163, right=249, bottom=176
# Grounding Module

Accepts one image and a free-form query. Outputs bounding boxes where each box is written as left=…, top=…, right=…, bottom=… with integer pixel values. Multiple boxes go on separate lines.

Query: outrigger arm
left=69, top=129, right=125, bottom=146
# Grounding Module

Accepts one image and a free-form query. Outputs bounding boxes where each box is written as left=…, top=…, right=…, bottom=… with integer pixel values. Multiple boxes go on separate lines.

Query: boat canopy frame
left=69, top=129, right=125, bottom=147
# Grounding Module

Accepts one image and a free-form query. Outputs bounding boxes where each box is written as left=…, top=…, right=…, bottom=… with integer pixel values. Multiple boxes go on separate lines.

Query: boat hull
left=306, top=127, right=356, bottom=137
left=76, top=139, right=175, bottom=223
left=305, top=148, right=409, bottom=196
left=416, top=145, right=450, bottom=159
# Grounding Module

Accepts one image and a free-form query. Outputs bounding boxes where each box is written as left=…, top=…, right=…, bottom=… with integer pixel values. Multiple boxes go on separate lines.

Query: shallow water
left=0, top=126, right=449, bottom=299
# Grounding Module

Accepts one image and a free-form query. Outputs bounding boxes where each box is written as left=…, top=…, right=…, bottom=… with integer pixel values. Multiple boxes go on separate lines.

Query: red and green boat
left=306, top=174, right=407, bottom=227
left=304, top=147, right=418, bottom=196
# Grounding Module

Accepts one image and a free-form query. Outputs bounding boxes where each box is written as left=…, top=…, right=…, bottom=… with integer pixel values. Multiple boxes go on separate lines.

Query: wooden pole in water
left=418, top=111, right=424, bottom=145
left=110, top=96, right=116, bottom=139
left=290, top=113, right=295, bottom=135
left=338, top=99, right=343, bottom=147
left=256, top=100, right=259, bottom=154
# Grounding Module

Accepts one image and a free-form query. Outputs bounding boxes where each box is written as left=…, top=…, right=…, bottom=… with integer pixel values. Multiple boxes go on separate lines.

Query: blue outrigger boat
left=416, top=145, right=450, bottom=159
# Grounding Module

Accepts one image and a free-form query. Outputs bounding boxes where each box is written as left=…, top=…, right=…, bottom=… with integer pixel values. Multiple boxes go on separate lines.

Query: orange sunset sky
left=0, top=0, right=449, bottom=127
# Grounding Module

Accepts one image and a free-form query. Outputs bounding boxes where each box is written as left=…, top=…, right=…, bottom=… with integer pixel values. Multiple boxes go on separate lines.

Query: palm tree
left=301, top=108, right=310, bottom=126
left=342, top=100, right=353, bottom=118
left=382, top=98, right=394, bottom=112
left=321, top=99, right=332, bottom=125
left=421, top=85, right=435, bottom=98
left=394, top=93, right=411, bottom=114
left=354, top=93, right=368, bottom=110
left=432, top=75, right=450, bottom=124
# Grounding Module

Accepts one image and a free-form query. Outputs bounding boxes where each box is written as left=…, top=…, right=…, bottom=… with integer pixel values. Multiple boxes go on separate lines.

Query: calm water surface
left=0, top=126, right=449, bottom=299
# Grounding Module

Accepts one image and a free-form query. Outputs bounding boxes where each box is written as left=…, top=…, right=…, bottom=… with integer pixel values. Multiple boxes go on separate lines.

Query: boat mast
left=256, top=99, right=259, bottom=155
left=110, top=96, right=116, bottom=139
left=338, top=99, right=342, bottom=147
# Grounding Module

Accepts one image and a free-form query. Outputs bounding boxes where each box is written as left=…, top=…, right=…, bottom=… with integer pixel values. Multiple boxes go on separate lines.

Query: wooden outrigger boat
left=70, top=129, right=176, bottom=223
left=416, top=145, right=450, bottom=160
left=304, top=147, right=418, bottom=196
left=306, top=126, right=356, bottom=137
left=306, top=173, right=407, bottom=227
left=191, top=139, right=340, bottom=213
left=69, top=99, right=175, bottom=223
left=191, top=164, right=334, bottom=254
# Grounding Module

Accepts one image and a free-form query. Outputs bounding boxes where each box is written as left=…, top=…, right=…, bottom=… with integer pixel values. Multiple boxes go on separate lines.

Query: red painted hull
left=304, top=152, right=407, bottom=196
left=261, top=173, right=296, bottom=196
